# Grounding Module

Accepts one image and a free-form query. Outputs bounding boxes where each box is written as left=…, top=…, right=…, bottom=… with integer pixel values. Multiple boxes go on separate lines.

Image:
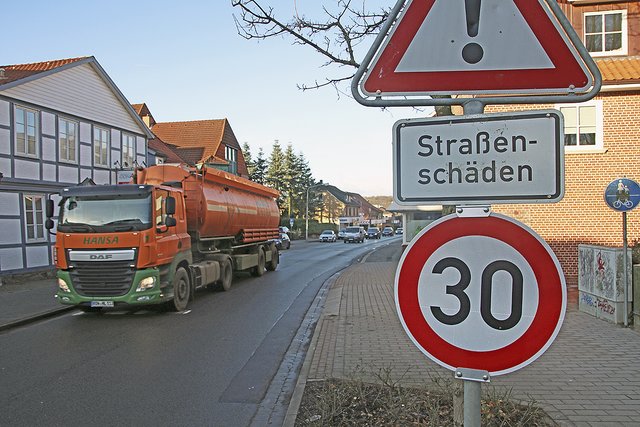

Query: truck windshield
left=58, top=194, right=152, bottom=232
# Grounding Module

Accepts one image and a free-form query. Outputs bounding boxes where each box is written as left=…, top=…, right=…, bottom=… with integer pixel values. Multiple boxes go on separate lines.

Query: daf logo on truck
left=90, top=254, right=113, bottom=260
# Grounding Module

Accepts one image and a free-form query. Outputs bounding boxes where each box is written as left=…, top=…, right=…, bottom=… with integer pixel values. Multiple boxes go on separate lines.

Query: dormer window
left=584, top=10, right=627, bottom=57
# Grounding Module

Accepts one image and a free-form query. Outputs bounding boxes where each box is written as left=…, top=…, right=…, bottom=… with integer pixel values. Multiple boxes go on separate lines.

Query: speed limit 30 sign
left=395, top=213, right=566, bottom=376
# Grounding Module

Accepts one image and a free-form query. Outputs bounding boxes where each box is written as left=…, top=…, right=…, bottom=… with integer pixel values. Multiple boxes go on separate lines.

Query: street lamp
left=305, top=181, right=325, bottom=240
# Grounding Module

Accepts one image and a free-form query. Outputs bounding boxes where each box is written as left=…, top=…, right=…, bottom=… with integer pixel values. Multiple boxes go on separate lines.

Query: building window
left=58, top=118, right=78, bottom=163
left=94, top=127, right=110, bottom=167
left=557, top=101, right=603, bottom=151
left=15, top=106, right=38, bottom=157
left=584, top=10, right=627, bottom=56
left=225, top=146, right=238, bottom=175
left=24, top=195, right=45, bottom=242
left=122, top=134, right=136, bottom=168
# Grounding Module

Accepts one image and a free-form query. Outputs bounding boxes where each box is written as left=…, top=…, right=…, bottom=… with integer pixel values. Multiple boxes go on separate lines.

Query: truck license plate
left=90, top=301, right=114, bottom=308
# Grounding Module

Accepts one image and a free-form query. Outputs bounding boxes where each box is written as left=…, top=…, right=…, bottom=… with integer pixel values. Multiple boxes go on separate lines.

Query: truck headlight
left=58, top=278, right=70, bottom=293
left=136, top=276, right=156, bottom=292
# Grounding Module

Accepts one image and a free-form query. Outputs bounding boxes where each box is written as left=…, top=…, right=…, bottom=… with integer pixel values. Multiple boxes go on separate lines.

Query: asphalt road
left=0, top=236, right=401, bottom=426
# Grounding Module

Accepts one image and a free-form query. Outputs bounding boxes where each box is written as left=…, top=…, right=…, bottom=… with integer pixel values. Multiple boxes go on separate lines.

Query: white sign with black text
left=393, top=110, right=564, bottom=205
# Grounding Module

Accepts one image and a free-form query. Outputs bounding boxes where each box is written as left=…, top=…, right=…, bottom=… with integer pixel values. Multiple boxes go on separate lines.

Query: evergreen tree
left=242, top=142, right=254, bottom=178
left=266, top=140, right=286, bottom=213
left=282, top=144, right=298, bottom=218
left=252, top=147, right=268, bottom=185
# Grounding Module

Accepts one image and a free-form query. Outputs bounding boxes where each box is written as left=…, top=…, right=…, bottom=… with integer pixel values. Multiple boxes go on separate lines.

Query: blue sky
left=3, top=0, right=429, bottom=196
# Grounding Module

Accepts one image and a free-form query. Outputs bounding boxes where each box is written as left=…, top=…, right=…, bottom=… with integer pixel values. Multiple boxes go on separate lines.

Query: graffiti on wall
left=578, top=245, right=627, bottom=302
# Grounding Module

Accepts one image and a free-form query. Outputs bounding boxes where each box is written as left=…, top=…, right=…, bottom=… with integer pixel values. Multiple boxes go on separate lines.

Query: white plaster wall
left=0, top=193, right=19, bottom=215
left=0, top=99, right=9, bottom=126
left=58, top=165, right=78, bottom=184
left=26, top=246, right=50, bottom=268
left=93, top=169, right=110, bottom=184
left=0, top=157, right=10, bottom=177
left=41, top=111, right=56, bottom=136
left=0, top=248, right=24, bottom=271
left=111, top=129, right=121, bottom=149
left=14, top=159, right=40, bottom=180
left=80, top=143, right=92, bottom=167
left=42, top=136, right=56, bottom=162
left=80, top=122, right=91, bottom=144
left=0, top=128, right=9, bottom=155
left=43, top=163, right=56, bottom=182
left=0, top=218, right=22, bottom=244
left=136, top=136, right=146, bottom=155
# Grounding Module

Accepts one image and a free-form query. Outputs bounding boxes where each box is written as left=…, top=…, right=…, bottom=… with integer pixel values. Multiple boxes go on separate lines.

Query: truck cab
left=48, top=183, right=192, bottom=311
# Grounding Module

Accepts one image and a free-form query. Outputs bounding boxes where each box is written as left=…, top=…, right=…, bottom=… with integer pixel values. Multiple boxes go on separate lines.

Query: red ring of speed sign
left=395, top=213, right=566, bottom=376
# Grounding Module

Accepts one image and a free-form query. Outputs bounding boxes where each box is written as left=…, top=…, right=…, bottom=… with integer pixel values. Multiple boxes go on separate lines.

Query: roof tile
left=151, top=119, right=227, bottom=164
left=596, top=56, right=640, bottom=84
left=0, top=57, right=89, bottom=86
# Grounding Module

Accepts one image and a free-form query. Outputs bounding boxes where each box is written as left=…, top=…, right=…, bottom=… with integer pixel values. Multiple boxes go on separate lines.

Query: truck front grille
left=69, top=260, right=135, bottom=297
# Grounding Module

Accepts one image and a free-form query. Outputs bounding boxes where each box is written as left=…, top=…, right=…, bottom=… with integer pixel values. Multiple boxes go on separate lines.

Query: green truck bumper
left=55, top=269, right=168, bottom=308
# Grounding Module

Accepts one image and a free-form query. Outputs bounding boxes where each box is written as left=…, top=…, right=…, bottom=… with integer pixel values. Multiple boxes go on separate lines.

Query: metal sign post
left=604, top=178, right=640, bottom=326
left=352, top=0, right=601, bottom=424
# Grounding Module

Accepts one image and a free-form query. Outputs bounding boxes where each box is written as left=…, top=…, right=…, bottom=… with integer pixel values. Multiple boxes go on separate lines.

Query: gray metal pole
left=305, top=187, right=310, bottom=241
left=463, top=380, right=481, bottom=427
left=623, top=211, right=629, bottom=327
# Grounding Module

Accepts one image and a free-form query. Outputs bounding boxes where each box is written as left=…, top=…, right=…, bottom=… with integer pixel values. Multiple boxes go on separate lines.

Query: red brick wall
left=488, top=92, right=640, bottom=289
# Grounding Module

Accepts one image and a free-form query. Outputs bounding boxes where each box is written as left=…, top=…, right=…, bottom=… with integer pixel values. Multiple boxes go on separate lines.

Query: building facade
left=491, top=1, right=640, bottom=290
left=0, top=57, right=152, bottom=275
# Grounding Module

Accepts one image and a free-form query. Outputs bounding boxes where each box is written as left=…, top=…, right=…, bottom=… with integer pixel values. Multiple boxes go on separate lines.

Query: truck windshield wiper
left=104, top=219, right=145, bottom=226
left=63, top=222, right=98, bottom=232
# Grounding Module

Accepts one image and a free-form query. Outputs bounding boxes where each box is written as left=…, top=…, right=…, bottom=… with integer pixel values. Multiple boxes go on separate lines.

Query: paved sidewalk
left=0, top=277, right=69, bottom=331
left=294, top=244, right=640, bottom=427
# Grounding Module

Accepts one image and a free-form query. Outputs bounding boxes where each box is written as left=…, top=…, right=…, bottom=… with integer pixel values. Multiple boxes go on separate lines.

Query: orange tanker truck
left=45, top=163, right=281, bottom=312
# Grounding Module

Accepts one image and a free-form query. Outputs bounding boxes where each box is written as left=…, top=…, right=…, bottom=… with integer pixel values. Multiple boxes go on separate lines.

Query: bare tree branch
left=231, top=0, right=452, bottom=115
left=231, top=1, right=389, bottom=83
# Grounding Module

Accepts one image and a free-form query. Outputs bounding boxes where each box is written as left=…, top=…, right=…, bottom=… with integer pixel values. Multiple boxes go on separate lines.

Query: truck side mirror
left=45, top=218, right=55, bottom=230
left=165, top=216, right=177, bottom=227
left=166, top=196, right=176, bottom=215
left=46, top=199, right=54, bottom=218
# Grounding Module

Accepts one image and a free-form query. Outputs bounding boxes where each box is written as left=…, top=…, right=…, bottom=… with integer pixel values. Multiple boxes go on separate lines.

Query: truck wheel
left=266, top=246, right=279, bottom=271
left=251, top=247, right=266, bottom=277
left=219, top=260, right=233, bottom=291
left=169, top=267, right=190, bottom=311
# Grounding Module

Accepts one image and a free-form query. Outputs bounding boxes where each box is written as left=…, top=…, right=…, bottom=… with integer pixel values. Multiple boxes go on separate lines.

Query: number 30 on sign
left=395, top=213, right=566, bottom=376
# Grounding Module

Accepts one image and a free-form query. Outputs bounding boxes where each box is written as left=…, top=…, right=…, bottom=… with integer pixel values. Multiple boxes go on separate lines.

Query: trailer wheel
left=219, top=260, right=233, bottom=291
left=251, top=247, right=266, bottom=277
left=169, top=267, right=190, bottom=311
left=266, top=246, right=279, bottom=271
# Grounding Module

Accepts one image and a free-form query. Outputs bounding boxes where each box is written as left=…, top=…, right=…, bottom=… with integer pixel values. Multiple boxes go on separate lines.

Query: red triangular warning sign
left=360, top=0, right=593, bottom=96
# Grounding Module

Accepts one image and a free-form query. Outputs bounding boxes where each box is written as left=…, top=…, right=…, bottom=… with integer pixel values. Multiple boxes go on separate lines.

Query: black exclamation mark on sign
left=462, top=0, right=484, bottom=64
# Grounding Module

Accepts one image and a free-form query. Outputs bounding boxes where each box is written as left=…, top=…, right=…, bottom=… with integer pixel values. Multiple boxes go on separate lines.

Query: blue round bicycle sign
left=605, top=178, right=640, bottom=212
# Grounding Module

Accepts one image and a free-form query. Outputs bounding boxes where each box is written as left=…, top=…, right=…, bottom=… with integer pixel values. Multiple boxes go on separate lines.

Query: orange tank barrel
left=137, top=164, right=280, bottom=241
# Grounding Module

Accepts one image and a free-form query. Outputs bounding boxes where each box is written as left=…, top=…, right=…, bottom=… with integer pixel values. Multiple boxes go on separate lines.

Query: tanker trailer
left=47, top=163, right=281, bottom=312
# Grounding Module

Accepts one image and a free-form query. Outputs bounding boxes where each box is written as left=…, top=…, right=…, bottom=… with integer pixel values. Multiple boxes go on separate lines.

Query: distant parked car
left=382, top=226, right=394, bottom=237
left=344, top=226, right=365, bottom=243
left=366, top=227, right=381, bottom=239
left=275, top=232, right=291, bottom=250
left=395, top=227, right=403, bottom=235
left=319, top=230, right=337, bottom=242
left=337, top=229, right=347, bottom=239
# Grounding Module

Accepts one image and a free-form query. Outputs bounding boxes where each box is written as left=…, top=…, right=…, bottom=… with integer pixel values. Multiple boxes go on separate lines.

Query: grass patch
left=295, top=368, right=556, bottom=426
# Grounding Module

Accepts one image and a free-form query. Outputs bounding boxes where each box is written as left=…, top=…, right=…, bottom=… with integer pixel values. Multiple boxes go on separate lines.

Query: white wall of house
left=1, top=63, right=141, bottom=134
